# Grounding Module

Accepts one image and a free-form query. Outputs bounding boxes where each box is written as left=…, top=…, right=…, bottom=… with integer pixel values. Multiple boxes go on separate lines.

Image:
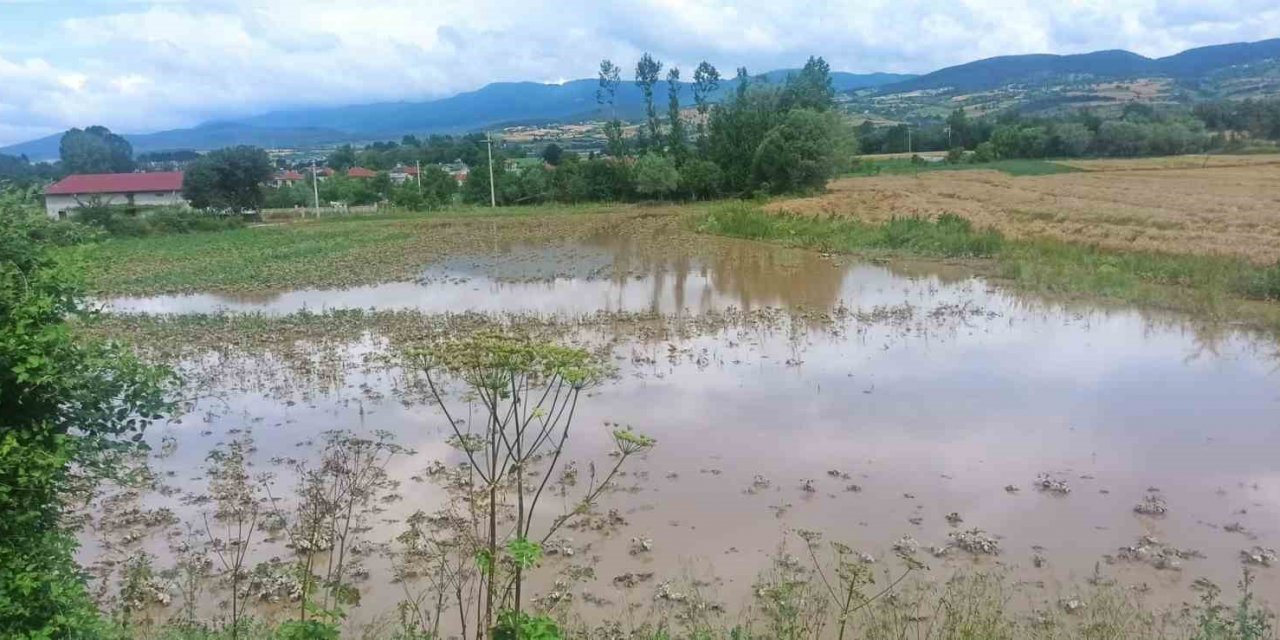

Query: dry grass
left=770, top=160, right=1280, bottom=262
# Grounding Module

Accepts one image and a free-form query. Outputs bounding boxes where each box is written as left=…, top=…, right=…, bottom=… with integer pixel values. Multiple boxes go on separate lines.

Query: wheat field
left=770, top=156, right=1280, bottom=262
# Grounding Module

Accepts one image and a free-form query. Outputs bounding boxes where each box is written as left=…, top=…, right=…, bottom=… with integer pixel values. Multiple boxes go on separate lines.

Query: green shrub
left=71, top=205, right=245, bottom=238
left=0, top=201, right=170, bottom=638
left=1241, top=262, right=1280, bottom=301
left=275, top=619, right=341, bottom=640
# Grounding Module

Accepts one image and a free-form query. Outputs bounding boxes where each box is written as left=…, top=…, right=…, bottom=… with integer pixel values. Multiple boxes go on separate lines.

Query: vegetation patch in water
left=697, top=202, right=1280, bottom=331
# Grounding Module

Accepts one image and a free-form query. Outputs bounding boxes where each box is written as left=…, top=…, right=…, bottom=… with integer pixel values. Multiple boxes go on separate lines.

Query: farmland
left=777, top=156, right=1280, bottom=261
left=37, top=156, right=1280, bottom=637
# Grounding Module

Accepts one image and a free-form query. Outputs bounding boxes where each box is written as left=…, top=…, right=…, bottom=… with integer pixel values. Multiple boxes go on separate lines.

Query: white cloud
left=0, top=0, right=1277, bottom=146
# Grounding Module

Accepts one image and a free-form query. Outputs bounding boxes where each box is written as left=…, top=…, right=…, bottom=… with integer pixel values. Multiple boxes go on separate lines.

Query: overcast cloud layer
left=1, top=0, right=1278, bottom=147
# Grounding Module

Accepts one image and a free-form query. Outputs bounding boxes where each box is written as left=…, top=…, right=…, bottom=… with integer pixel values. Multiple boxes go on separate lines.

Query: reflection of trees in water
left=583, top=228, right=847, bottom=312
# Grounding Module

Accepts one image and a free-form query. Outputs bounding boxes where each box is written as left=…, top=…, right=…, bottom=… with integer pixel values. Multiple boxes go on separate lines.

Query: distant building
left=44, top=171, right=186, bottom=219
left=389, top=165, right=419, bottom=184
left=442, top=162, right=470, bottom=185
left=270, top=170, right=305, bottom=188
left=346, top=167, right=377, bottom=179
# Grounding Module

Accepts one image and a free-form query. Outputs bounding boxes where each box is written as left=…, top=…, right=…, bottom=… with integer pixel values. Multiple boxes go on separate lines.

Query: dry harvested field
left=771, top=157, right=1280, bottom=262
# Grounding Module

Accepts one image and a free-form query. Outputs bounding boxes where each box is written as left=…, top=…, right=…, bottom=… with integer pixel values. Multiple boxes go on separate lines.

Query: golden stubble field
left=769, top=155, right=1280, bottom=262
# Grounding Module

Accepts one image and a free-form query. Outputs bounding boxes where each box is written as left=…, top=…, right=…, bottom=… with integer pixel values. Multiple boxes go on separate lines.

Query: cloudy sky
left=1, top=0, right=1278, bottom=147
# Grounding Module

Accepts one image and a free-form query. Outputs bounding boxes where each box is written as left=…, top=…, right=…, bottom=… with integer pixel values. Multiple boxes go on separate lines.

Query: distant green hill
left=5, top=36, right=1278, bottom=159
left=0, top=71, right=910, bottom=159
left=879, top=37, right=1280, bottom=93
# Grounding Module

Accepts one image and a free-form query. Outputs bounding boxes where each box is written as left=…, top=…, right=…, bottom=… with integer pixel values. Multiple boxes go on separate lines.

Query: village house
left=389, top=165, right=419, bottom=184
left=270, top=170, right=305, bottom=188
left=43, top=171, right=186, bottom=219
left=346, top=166, right=377, bottom=179
left=442, top=161, right=470, bottom=185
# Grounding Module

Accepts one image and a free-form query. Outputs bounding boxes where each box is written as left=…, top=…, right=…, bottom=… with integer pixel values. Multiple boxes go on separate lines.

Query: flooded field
left=82, top=217, right=1280, bottom=634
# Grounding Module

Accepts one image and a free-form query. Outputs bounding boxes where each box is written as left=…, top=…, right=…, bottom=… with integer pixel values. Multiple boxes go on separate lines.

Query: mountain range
left=0, top=72, right=911, bottom=160
left=880, top=37, right=1280, bottom=93
left=3, top=37, right=1279, bottom=160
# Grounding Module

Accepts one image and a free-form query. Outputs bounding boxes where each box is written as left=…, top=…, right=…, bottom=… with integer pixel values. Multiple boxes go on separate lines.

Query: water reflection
left=104, top=231, right=856, bottom=315
left=85, top=224, right=1280, bottom=626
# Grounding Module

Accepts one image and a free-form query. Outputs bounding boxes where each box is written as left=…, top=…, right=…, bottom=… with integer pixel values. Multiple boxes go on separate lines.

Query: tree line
left=857, top=98, right=1280, bottom=162
left=245, top=54, right=856, bottom=211
left=450, top=54, right=854, bottom=207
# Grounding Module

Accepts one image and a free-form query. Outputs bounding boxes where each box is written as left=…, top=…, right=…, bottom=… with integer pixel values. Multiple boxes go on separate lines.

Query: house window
left=155, top=192, right=167, bottom=197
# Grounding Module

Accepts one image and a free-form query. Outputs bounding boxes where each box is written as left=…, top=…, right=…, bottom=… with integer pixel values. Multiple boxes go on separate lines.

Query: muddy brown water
left=87, top=226, right=1280, bottom=633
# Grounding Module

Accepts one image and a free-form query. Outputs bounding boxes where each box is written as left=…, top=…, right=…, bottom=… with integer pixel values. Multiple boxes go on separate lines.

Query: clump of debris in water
left=1110, top=535, right=1203, bottom=571
left=1035, top=474, right=1071, bottom=495
left=1133, top=494, right=1168, bottom=516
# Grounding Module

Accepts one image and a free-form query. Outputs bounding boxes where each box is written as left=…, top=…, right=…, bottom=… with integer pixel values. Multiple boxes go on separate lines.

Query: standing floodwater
left=85, top=220, right=1280, bottom=630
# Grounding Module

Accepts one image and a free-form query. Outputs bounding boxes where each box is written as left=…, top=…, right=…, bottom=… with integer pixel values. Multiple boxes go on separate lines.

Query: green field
left=851, top=157, right=1081, bottom=177
left=62, top=203, right=644, bottom=294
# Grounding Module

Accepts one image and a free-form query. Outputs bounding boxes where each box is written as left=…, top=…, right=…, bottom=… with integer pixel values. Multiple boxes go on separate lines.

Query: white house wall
left=45, top=191, right=188, bottom=218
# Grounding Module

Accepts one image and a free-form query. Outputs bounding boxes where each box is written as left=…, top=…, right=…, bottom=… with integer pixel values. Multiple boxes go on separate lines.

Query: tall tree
left=666, top=67, right=687, bottom=161
left=541, top=143, right=564, bottom=166
left=597, top=59, right=626, bottom=158
left=596, top=59, right=621, bottom=116
left=735, top=66, right=750, bottom=100
left=182, top=146, right=273, bottom=210
left=946, top=108, right=970, bottom=148
left=635, top=53, right=664, bottom=150
left=782, top=56, right=835, bottom=112
left=58, top=126, right=134, bottom=174
left=692, top=61, right=721, bottom=143
left=326, top=144, right=357, bottom=171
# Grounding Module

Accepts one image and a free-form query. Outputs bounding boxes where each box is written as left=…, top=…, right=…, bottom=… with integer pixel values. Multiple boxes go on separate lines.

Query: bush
left=71, top=205, right=245, bottom=238
left=971, top=141, right=997, bottom=163
left=1242, top=262, right=1280, bottom=301
left=752, top=109, right=845, bottom=194
left=946, top=147, right=966, bottom=164
left=633, top=153, right=679, bottom=198
left=1, top=201, right=170, bottom=637
left=18, top=215, right=102, bottom=247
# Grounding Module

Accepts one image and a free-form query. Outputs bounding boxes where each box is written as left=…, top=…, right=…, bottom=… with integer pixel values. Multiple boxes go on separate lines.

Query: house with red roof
left=270, top=170, right=305, bottom=188
left=389, top=165, right=419, bottom=184
left=346, top=167, right=377, bottom=179
left=43, top=171, right=186, bottom=219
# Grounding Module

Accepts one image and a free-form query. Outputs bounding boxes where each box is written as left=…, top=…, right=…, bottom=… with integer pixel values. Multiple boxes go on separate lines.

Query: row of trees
left=263, top=168, right=459, bottom=210
left=859, top=98, right=1280, bottom=161
left=455, top=54, right=855, bottom=205
left=1194, top=98, right=1280, bottom=141
left=1, top=125, right=138, bottom=187
left=324, top=134, right=492, bottom=172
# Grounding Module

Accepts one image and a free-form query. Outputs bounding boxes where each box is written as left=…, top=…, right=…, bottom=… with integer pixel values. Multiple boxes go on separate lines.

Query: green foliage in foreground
left=73, top=204, right=247, bottom=238
left=0, top=203, right=170, bottom=637
left=96, top=567, right=1277, bottom=639
left=59, top=202, right=651, bottom=295
left=697, top=203, right=1280, bottom=310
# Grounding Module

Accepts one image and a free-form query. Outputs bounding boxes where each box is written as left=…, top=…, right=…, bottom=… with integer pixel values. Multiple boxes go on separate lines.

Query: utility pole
left=415, top=160, right=422, bottom=194
left=484, top=133, right=496, bottom=207
left=310, top=159, right=320, bottom=216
